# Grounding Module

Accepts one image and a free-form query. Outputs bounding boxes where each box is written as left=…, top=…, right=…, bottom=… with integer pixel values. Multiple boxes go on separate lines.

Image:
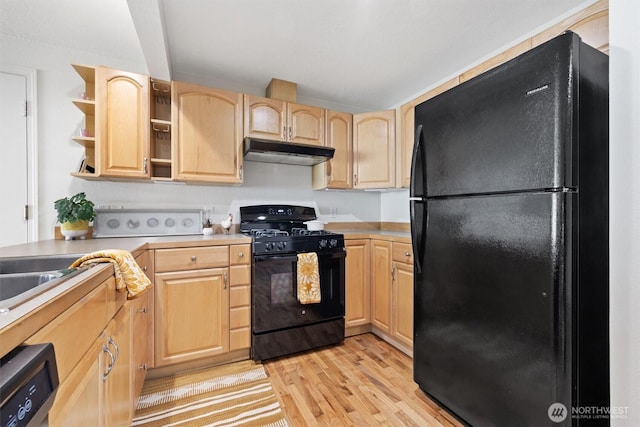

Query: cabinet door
left=397, top=102, right=414, bottom=188
left=48, top=337, right=104, bottom=427
left=131, top=290, right=153, bottom=400
left=393, top=262, right=414, bottom=348
left=104, top=306, right=132, bottom=426
left=345, top=239, right=370, bottom=328
left=173, top=82, right=243, bottom=183
left=244, top=95, right=286, bottom=141
left=154, top=268, right=229, bottom=366
left=313, top=110, right=353, bottom=190
left=353, top=110, right=396, bottom=189
left=370, top=240, right=392, bottom=333
left=96, top=66, right=150, bottom=178
left=288, top=102, right=325, bottom=146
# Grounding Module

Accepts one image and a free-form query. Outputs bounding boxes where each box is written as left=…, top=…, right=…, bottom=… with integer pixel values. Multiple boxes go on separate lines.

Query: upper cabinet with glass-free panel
left=95, top=66, right=150, bottom=179
left=173, top=81, right=244, bottom=184
left=244, top=95, right=325, bottom=146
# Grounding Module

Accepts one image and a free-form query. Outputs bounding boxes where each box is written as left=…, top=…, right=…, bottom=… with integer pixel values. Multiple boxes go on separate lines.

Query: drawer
left=229, top=328, right=250, bottom=351
left=155, top=246, right=229, bottom=272
left=230, top=284, right=250, bottom=308
left=230, top=264, right=251, bottom=286
left=230, top=244, right=251, bottom=265
left=230, top=306, right=250, bottom=329
left=392, top=242, right=413, bottom=264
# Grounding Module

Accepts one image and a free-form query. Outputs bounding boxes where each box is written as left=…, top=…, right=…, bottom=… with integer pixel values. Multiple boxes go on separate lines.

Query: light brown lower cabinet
left=391, top=242, right=414, bottom=349
left=131, top=287, right=153, bottom=400
left=153, top=244, right=251, bottom=367
left=353, top=238, right=414, bottom=353
left=45, top=302, right=132, bottom=427
left=371, top=240, right=393, bottom=333
left=345, top=239, right=371, bottom=328
left=154, top=267, right=229, bottom=366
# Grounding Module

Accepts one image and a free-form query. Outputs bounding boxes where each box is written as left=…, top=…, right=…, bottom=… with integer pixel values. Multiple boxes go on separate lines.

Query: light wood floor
left=263, top=333, right=464, bottom=426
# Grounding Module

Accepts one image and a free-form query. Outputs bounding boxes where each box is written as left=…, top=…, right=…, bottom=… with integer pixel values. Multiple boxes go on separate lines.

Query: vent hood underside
left=243, top=137, right=335, bottom=166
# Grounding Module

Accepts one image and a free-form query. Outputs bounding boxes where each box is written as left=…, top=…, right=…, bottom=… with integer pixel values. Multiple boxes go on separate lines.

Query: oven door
left=252, top=250, right=345, bottom=334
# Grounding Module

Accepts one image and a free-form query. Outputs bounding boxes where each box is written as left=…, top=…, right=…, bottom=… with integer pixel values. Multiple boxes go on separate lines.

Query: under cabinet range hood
left=243, top=137, right=335, bottom=166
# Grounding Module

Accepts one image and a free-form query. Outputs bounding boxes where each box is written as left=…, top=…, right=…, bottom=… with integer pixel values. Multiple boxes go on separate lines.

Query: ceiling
left=1, top=0, right=594, bottom=112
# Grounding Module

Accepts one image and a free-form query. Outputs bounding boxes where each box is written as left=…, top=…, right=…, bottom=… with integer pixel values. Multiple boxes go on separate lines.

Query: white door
left=0, top=72, right=29, bottom=247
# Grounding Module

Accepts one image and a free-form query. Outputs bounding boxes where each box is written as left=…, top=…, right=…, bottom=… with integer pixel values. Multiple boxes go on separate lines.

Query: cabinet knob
left=191, top=255, right=197, bottom=262
left=238, top=252, right=244, bottom=258
left=139, top=364, right=148, bottom=371
left=405, top=252, right=411, bottom=257
left=138, top=307, right=148, bottom=314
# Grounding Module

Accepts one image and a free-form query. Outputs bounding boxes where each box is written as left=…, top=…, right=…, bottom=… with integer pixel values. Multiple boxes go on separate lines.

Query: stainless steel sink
left=0, top=254, right=81, bottom=274
left=0, top=254, right=90, bottom=313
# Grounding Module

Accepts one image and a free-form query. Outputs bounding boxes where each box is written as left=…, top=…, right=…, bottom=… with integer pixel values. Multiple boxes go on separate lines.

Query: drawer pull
left=238, top=252, right=244, bottom=258
left=405, top=252, right=411, bottom=257
left=191, top=255, right=197, bottom=262
left=138, top=307, right=148, bottom=314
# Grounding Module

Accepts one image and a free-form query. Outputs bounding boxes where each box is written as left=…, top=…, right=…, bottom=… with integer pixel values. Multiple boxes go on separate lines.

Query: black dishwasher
left=0, top=343, right=59, bottom=427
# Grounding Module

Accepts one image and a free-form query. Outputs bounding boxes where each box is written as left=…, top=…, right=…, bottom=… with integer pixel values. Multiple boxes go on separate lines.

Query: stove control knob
left=265, top=242, right=273, bottom=251
left=276, top=242, right=286, bottom=251
left=319, top=239, right=328, bottom=248
left=330, top=239, right=338, bottom=248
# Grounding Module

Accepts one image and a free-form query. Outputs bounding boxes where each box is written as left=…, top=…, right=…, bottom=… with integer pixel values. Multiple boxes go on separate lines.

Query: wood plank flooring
left=263, top=333, right=464, bottom=426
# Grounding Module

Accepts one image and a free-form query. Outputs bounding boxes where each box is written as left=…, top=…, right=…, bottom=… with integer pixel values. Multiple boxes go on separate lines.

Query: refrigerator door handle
left=410, top=124, right=426, bottom=198
left=410, top=200, right=426, bottom=275
left=410, top=124, right=426, bottom=274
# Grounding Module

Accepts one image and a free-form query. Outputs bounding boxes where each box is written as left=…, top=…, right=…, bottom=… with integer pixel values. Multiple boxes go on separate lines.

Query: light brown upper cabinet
left=96, top=66, right=150, bottom=179
left=172, top=81, right=243, bottom=184
left=312, top=110, right=353, bottom=190
left=353, top=110, right=395, bottom=189
left=244, top=95, right=325, bottom=146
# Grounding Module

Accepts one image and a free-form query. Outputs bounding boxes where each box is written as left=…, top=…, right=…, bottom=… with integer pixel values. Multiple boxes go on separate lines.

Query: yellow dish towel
left=297, top=252, right=321, bottom=304
left=70, top=249, right=152, bottom=299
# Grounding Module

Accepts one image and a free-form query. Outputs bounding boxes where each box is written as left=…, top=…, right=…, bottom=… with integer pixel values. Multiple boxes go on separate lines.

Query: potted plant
left=202, top=217, right=214, bottom=236
left=54, top=192, right=96, bottom=240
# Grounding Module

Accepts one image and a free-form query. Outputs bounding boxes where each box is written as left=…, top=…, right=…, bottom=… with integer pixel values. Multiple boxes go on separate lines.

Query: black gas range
left=240, top=205, right=345, bottom=255
left=239, top=205, right=346, bottom=361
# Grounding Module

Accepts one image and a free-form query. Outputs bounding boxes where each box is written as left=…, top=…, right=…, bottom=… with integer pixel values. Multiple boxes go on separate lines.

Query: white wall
left=610, top=0, right=640, bottom=425
left=0, top=35, right=380, bottom=240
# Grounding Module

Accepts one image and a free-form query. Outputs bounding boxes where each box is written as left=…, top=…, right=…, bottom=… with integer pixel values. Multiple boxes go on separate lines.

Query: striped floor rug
left=132, top=360, right=289, bottom=427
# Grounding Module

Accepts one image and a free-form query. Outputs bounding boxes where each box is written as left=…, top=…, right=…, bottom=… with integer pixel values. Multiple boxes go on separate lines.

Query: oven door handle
left=254, top=250, right=346, bottom=262
left=254, top=254, right=299, bottom=262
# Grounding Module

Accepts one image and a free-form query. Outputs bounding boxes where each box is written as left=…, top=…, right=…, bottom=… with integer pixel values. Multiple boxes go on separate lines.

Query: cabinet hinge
left=24, top=100, right=28, bottom=117
left=24, top=205, right=29, bottom=221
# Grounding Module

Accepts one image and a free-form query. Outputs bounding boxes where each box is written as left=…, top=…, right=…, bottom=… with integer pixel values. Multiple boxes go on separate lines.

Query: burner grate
left=291, top=228, right=333, bottom=236
left=250, top=229, right=290, bottom=238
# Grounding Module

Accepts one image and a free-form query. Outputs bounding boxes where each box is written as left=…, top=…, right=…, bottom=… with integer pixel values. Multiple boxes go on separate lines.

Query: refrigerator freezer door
left=416, top=33, right=579, bottom=197
left=414, top=192, right=572, bottom=426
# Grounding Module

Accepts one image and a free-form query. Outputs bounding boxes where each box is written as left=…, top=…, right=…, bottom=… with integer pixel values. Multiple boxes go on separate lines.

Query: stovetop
left=239, top=204, right=344, bottom=255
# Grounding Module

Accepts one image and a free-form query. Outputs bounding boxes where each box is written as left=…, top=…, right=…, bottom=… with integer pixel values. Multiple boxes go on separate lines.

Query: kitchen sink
left=0, top=254, right=81, bottom=275
left=0, top=254, right=89, bottom=313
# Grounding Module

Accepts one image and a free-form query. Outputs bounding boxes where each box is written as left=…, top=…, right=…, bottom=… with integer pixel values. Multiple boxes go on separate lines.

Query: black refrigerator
left=410, top=32, right=609, bottom=427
